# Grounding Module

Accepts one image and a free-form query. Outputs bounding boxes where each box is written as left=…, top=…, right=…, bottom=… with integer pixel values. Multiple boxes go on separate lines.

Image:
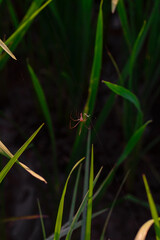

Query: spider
left=70, top=112, right=90, bottom=135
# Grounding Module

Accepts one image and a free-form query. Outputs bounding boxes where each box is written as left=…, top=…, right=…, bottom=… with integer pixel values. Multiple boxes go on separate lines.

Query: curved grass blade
left=103, top=81, right=142, bottom=113
left=85, top=145, right=94, bottom=240
left=53, top=157, right=85, bottom=240
left=143, top=175, right=160, bottom=240
left=27, top=63, right=57, bottom=184
left=135, top=218, right=160, bottom=240
left=0, top=124, right=44, bottom=183
left=0, top=140, right=47, bottom=183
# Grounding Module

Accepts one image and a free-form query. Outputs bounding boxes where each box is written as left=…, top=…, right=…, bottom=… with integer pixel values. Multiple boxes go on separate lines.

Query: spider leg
left=70, top=120, right=80, bottom=129
left=70, top=114, right=80, bottom=122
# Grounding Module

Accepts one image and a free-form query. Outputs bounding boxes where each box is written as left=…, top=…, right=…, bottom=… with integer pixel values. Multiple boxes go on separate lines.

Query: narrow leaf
left=0, top=39, right=17, bottom=60
left=54, top=157, right=85, bottom=240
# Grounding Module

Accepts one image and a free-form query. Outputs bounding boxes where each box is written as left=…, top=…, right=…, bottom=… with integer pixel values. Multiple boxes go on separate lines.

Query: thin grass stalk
left=37, top=199, right=47, bottom=240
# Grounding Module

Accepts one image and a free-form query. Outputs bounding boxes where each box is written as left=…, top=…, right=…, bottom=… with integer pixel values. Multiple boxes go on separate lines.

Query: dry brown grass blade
left=0, top=39, right=17, bottom=60
left=111, top=0, right=119, bottom=13
left=0, top=140, right=47, bottom=184
left=134, top=219, right=154, bottom=240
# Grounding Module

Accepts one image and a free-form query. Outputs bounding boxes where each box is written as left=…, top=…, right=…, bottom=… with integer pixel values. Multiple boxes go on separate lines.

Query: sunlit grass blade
left=143, top=175, right=160, bottom=240
left=85, top=145, right=94, bottom=240
left=53, top=157, right=85, bottom=240
left=69, top=165, right=82, bottom=223
left=100, top=171, right=129, bottom=240
left=0, top=140, right=47, bottom=184
left=135, top=218, right=160, bottom=240
left=37, top=199, right=47, bottom=240
left=46, top=206, right=106, bottom=240
left=27, top=62, right=57, bottom=184
left=0, top=39, right=17, bottom=60
left=0, top=0, right=52, bottom=68
left=0, top=124, right=44, bottom=183
left=65, top=167, right=103, bottom=240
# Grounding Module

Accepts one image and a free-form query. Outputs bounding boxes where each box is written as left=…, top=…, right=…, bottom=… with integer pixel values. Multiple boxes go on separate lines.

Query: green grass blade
left=27, top=63, right=57, bottom=183
left=53, top=157, right=85, bottom=240
left=0, top=124, right=44, bottom=183
left=81, top=129, right=91, bottom=240
left=85, top=145, right=94, bottom=240
left=93, top=121, right=151, bottom=203
left=70, top=0, right=103, bottom=168
left=0, top=0, right=52, bottom=69
left=69, top=165, right=82, bottom=223
left=83, top=0, right=103, bottom=116
left=117, top=0, right=131, bottom=49
left=37, top=199, right=47, bottom=240
left=65, top=167, right=103, bottom=240
left=143, top=175, right=160, bottom=240
left=100, top=171, right=129, bottom=240
left=7, top=0, right=19, bottom=28
left=0, top=140, right=47, bottom=184
left=103, top=81, right=142, bottom=113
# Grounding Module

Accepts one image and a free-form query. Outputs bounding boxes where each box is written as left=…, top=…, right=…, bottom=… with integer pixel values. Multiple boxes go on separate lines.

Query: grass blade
left=0, top=39, right=17, bottom=60
left=53, top=157, right=85, bottom=240
left=143, top=175, right=160, bottom=240
left=37, top=199, right=47, bottom=240
left=27, top=62, right=57, bottom=184
left=85, top=145, right=94, bottom=240
left=111, top=0, right=119, bottom=13
left=0, top=140, right=47, bottom=184
left=102, top=81, right=142, bottom=113
left=81, top=129, right=91, bottom=240
left=65, top=167, right=103, bottom=240
left=69, top=165, right=82, bottom=223
left=0, top=124, right=44, bottom=183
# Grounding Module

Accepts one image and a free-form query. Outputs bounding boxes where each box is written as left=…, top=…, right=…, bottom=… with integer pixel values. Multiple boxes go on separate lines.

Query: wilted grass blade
left=0, top=39, right=17, bottom=60
left=85, top=145, right=94, bottom=240
left=111, top=0, right=119, bottom=13
left=1, top=214, right=48, bottom=223
left=135, top=218, right=160, bottom=240
left=0, top=124, right=44, bottom=183
left=143, top=175, right=160, bottom=240
left=37, top=199, right=47, bottom=240
left=53, top=157, right=85, bottom=240
left=0, top=140, right=47, bottom=183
